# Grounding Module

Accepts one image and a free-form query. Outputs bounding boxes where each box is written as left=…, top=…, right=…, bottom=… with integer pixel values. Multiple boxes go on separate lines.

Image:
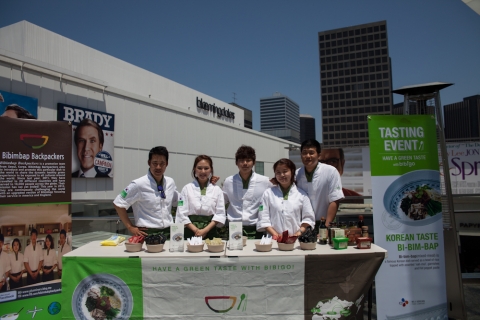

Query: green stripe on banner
left=62, top=257, right=144, bottom=319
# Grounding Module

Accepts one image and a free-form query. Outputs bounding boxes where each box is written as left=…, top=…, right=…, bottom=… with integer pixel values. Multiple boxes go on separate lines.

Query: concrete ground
left=364, top=279, right=480, bottom=320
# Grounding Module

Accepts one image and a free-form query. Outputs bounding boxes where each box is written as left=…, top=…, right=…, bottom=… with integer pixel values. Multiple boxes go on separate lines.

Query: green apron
left=184, top=215, right=219, bottom=239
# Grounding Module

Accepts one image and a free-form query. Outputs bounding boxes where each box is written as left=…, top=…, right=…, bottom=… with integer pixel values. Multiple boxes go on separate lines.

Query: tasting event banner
left=57, top=103, right=115, bottom=178
left=368, top=115, right=448, bottom=319
left=61, top=254, right=384, bottom=319
left=0, top=117, right=72, bottom=319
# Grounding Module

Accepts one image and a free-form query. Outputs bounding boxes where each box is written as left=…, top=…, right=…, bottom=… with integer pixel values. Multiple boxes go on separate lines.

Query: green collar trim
left=240, top=171, right=253, bottom=189
left=305, top=164, right=318, bottom=182
left=280, top=184, right=292, bottom=200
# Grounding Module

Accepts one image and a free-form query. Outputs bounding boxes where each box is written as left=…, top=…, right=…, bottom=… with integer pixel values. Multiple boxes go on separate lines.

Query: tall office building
left=260, top=93, right=300, bottom=143
left=229, top=102, right=253, bottom=129
left=300, top=114, right=316, bottom=142
left=444, top=95, right=480, bottom=142
left=319, top=20, right=393, bottom=147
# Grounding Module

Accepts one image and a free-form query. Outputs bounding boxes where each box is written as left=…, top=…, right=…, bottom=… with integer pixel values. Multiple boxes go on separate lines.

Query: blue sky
left=1, top=0, right=479, bottom=141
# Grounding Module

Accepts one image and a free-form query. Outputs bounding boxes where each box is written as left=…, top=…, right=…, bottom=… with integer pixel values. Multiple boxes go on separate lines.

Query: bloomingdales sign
left=196, top=97, right=235, bottom=119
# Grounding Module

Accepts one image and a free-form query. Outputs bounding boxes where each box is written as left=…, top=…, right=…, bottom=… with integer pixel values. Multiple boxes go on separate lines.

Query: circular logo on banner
left=94, top=151, right=113, bottom=176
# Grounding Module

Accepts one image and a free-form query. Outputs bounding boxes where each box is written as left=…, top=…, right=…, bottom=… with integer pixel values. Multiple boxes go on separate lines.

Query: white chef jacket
left=223, top=172, right=272, bottom=226
left=114, top=170, right=178, bottom=229
left=43, top=249, right=57, bottom=267
left=296, top=163, right=344, bottom=221
left=8, top=252, right=24, bottom=274
left=257, top=184, right=315, bottom=236
left=0, top=250, right=11, bottom=276
left=176, top=180, right=226, bottom=226
left=24, top=244, right=44, bottom=271
left=57, top=242, right=71, bottom=270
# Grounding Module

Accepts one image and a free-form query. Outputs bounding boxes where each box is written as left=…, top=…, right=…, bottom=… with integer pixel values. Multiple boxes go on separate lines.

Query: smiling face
left=76, top=125, right=103, bottom=171
left=301, top=147, right=320, bottom=172
left=13, top=240, right=20, bottom=253
left=236, top=158, right=255, bottom=177
left=148, top=154, right=168, bottom=183
left=195, top=160, right=212, bottom=185
left=45, top=237, right=51, bottom=249
left=274, top=163, right=293, bottom=189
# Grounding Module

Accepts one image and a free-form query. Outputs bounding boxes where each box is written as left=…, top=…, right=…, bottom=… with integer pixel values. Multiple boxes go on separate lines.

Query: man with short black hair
left=223, top=145, right=272, bottom=239
left=57, top=229, right=71, bottom=278
left=114, top=146, right=177, bottom=238
left=296, top=139, right=344, bottom=227
left=24, top=229, right=43, bottom=285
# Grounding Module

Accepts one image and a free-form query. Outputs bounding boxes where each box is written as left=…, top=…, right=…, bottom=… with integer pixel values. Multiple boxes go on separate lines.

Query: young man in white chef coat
left=296, top=139, right=344, bottom=228
left=114, top=146, right=178, bottom=238
left=223, top=145, right=272, bottom=239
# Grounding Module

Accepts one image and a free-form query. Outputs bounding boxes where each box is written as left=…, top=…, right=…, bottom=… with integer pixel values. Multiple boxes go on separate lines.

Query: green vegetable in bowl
left=100, top=285, right=115, bottom=297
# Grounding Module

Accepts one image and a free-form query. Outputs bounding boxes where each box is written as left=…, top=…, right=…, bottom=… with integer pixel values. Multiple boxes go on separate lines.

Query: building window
left=255, top=162, right=264, bottom=175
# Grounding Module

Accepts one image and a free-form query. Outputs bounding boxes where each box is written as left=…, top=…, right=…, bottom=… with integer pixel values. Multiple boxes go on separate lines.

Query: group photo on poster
left=57, top=103, right=115, bottom=178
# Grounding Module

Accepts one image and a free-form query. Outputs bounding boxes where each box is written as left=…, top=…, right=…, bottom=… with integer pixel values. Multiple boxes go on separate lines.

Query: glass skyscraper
left=319, top=20, right=393, bottom=147
left=260, top=93, right=300, bottom=143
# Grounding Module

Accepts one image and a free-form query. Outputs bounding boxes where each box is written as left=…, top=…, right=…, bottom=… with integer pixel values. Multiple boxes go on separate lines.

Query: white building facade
left=0, top=21, right=295, bottom=207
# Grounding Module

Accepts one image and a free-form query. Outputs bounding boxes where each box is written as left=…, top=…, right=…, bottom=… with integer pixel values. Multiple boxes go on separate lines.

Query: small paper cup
left=242, top=236, right=247, bottom=246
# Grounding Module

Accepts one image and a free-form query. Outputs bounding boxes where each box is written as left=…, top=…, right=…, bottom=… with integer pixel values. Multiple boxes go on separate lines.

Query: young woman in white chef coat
left=176, top=155, right=226, bottom=239
left=257, top=158, right=315, bottom=240
left=42, top=234, right=57, bottom=282
left=8, top=238, right=25, bottom=289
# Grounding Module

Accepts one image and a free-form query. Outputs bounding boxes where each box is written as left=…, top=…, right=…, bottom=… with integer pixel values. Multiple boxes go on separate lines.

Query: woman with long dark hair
left=176, top=155, right=226, bottom=239
left=257, top=158, right=315, bottom=239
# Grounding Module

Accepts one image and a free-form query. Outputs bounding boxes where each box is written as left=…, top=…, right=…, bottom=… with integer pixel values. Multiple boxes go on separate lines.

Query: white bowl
left=207, top=243, right=225, bottom=253
left=278, top=242, right=295, bottom=251
left=300, top=242, right=316, bottom=250
left=187, top=243, right=205, bottom=253
left=125, top=242, right=143, bottom=252
left=146, top=243, right=164, bottom=253
left=254, top=241, right=272, bottom=252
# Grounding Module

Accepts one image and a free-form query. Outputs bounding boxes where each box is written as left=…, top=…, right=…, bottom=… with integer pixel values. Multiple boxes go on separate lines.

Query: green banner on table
left=61, top=257, right=143, bottom=319
left=369, top=115, right=448, bottom=320
left=61, top=251, right=385, bottom=319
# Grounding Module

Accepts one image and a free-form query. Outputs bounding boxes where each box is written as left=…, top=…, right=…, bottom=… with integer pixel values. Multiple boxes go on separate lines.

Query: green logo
left=178, top=200, right=184, bottom=206
left=259, top=205, right=263, bottom=211
left=120, top=190, right=127, bottom=198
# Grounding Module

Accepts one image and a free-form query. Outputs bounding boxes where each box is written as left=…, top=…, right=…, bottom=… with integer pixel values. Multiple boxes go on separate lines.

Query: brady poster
left=368, top=115, right=447, bottom=319
left=0, top=117, right=72, bottom=320
left=57, top=103, right=115, bottom=178
left=0, top=90, right=38, bottom=119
